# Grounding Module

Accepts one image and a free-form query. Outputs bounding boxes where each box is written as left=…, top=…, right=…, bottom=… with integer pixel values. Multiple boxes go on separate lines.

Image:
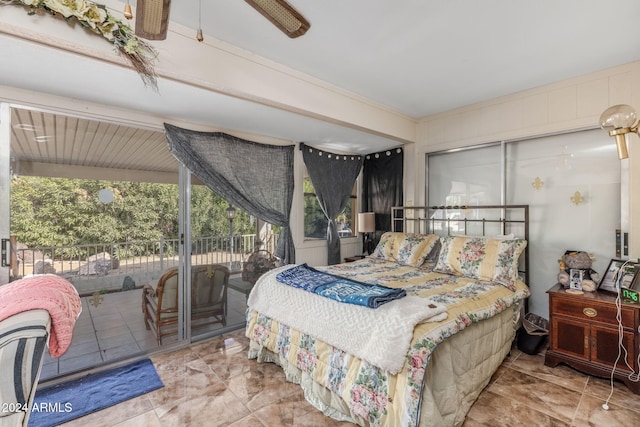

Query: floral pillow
left=370, top=232, right=404, bottom=261
left=396, top=234, right=440, bottom=267
left=371, top=232, right=439, bottom=267
left=433, top=236, right=527, bottom=290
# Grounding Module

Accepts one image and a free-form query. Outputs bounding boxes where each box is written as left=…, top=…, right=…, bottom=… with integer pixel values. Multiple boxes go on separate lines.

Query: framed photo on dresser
left=629, top=264, right=640, bottom=291
left=599, top=259, right=639, bottom=293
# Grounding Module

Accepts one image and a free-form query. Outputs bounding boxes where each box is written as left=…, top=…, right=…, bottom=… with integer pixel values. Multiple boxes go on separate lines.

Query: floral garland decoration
left=4, top=0, right=158, bottom=89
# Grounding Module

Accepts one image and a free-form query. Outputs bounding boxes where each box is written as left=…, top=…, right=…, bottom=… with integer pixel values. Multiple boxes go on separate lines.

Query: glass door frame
left=0, top=102, right=10, bottom=284
left=178, top=164, right=192, bottom=343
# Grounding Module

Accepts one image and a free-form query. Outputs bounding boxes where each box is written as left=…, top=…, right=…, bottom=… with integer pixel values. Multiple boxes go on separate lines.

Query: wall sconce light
left=357, top=212, right=376, bottom=255
left=599, top=104, right=640, bottom=159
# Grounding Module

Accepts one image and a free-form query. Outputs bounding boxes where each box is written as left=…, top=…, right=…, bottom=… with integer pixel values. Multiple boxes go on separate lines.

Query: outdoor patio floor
left=39, top=276, right=251, bottom=382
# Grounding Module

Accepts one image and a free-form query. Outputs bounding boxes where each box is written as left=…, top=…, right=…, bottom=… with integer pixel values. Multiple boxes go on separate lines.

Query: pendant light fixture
left=196, top=0, right=203, bottom=42
left=245, top=0, right=310, bottom=38
left=123, top=0, right=133, bottom=20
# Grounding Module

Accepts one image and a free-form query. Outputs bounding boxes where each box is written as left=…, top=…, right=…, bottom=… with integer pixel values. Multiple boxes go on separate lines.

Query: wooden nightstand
left=344, top=255, right=366, bottom=263
left=544, top=284, right=640, bottom=394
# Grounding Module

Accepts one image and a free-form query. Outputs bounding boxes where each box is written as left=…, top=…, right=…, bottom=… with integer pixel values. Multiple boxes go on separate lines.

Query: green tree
left=303, top=178, right=328, bottom=238
left=10, top=177, right=254, bottom=257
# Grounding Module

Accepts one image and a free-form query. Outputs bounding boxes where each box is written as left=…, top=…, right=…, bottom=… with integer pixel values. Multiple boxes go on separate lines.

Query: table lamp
left=357, top=212, right=376, bottom=255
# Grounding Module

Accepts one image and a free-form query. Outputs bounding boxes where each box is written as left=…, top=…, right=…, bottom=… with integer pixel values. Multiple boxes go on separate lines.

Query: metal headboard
left=391, top=205, right=530, bottom=286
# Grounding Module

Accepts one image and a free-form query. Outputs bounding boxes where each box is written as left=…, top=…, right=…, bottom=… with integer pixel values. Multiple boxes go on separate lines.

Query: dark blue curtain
left=301, top=143, right=363, bottom=265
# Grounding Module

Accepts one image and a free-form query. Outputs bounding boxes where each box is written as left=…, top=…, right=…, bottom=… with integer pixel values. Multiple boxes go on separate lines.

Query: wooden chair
left=190, top=264, right=229, bottom=330
left=142, top=264, right=230, bottom=345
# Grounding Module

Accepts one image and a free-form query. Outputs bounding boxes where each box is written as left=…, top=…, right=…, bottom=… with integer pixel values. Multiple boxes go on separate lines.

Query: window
left=303, top=176, right=356, bottom=239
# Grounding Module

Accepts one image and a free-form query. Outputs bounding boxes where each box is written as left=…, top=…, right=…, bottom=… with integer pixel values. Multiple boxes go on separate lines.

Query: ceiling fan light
left=135, top=0, right=171, bottom=40
left=245, top=0, right=310, bottom=38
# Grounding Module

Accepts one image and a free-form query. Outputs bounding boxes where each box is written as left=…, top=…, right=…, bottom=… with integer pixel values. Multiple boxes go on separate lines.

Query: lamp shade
left=600, top=104, right=638, bottom=131
left=357, top=212, right=375, bottom=233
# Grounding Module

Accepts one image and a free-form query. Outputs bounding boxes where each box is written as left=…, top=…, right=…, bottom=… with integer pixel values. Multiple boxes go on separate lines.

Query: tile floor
left=54, top=329, right=640, bottom=427
left=40, top=279, right=250, bottom=381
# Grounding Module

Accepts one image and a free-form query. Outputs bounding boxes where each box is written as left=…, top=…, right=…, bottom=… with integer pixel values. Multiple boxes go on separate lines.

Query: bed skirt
left=248, top=302, right=523, bottom=427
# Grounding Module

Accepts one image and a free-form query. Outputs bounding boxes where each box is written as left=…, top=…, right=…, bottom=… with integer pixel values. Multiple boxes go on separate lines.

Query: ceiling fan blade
left=135, top=0, right=172, bottom=40
left=245, top=0, right=310, bottom=38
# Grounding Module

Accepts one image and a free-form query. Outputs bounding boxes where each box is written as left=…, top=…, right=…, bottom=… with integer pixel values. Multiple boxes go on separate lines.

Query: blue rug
left=28, top=358, right=163, bottom=427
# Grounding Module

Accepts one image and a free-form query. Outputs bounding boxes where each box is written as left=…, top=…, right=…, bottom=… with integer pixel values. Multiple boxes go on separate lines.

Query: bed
left=245, top=205, right=530, bottom=427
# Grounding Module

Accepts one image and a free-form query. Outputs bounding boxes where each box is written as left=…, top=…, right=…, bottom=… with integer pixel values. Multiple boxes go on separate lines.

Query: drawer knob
left=583, top=307, right=598, bottom=317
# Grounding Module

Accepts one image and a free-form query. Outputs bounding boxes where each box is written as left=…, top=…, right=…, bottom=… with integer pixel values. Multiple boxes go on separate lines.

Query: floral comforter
left=245, top=257, right=530, bottom=427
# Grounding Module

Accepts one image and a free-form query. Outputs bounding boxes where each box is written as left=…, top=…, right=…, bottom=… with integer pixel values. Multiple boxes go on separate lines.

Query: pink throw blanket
left=0, top=275, right=82, bottom=357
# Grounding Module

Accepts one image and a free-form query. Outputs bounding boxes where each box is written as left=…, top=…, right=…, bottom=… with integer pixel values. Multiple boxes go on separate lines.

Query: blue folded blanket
left=276, top=263, right=406, bottom=308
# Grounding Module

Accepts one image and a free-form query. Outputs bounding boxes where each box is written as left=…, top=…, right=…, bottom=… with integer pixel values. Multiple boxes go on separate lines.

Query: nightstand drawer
left=551, top=297, right=635, bottom=328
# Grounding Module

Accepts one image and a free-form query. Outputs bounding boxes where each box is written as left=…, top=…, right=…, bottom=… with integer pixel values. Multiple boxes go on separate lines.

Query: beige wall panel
left=521, top=93, right=548, bottom=128
left=609, top=71, right=634, bottom=106
left=477, top=99, right=524, bottom=136
left=577, top=78, right=609, bottom=118
left=548, top=86, right=577, bottom=123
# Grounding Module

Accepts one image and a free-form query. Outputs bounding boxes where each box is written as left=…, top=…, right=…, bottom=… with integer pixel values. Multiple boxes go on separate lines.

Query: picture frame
left=629, top=264, right=640, bottom=291
left=620, top=262, right=639, bottom=289
left=569, top=268, right=583, bottom=291
left=598, top=258, right=638, bottom=293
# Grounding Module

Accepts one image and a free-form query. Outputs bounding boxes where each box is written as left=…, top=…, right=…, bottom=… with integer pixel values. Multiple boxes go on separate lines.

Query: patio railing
left=12, top=233, right=278, bottom=292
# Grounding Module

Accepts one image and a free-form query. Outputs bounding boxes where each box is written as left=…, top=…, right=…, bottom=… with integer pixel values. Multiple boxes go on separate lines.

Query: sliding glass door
left=427, top=129, right=621, bottom=319
left=188, top=176, right=253, bottom=342
left=5, top=103, right=188, bottom=380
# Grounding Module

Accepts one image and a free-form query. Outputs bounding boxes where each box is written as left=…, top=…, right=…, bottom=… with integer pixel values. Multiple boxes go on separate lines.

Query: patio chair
left=142, top=264, right=230, bottom=345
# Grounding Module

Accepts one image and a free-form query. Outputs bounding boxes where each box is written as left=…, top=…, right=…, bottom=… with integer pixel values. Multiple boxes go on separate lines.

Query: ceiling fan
left=133, top=0, right=310, bottom=41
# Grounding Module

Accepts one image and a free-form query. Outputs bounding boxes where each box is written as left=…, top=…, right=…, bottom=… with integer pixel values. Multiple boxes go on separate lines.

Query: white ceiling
left=3, top=0, right=640, bottom=169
